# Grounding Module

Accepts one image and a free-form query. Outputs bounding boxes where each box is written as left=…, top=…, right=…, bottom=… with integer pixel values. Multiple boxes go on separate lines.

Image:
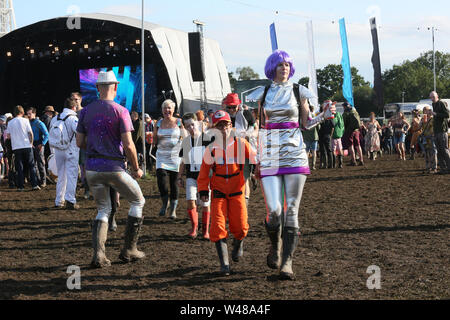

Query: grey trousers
left=435, top=132, right=450, bottom=171
left=86, top=171, right=145, bottom=223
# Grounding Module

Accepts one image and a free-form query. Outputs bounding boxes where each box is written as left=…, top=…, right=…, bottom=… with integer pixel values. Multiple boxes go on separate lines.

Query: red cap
left=223, top=93, right=241, bottom=106
left=212, top=110, right=231, bottom=126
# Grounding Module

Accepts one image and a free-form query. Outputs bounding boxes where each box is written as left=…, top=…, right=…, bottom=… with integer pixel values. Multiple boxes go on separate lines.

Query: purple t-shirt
left=77, top=100, right=134, bottom=172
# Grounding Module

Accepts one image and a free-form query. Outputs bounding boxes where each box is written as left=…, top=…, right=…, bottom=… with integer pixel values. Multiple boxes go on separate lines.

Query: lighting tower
left=0, top=0, right=16, bottom=38
left=193, top=20, right=207, bottom=111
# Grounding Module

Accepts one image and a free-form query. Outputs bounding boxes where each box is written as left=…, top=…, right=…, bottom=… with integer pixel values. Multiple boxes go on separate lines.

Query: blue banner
left=339, top=18, right=354, bottom=108
left=270, top=23, right=278, bottom=52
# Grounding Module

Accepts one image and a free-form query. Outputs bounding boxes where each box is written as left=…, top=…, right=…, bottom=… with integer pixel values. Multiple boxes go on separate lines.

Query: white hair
left=161, top=99, right=176, bottom=109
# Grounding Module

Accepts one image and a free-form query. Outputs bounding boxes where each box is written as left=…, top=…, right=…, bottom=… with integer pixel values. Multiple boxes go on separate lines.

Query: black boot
left=215, top=239, right=230, bottom=275
left=337, top=155, right=343, bottom=168
left=265, top=221, right=282, bottom=269
left=159, top=196, right=169, bottom=216
left=119, top=216, right=145, bottom=263
left=279, top=227, right=300, bottom=280
left=231, top=238, right=244, bottom=262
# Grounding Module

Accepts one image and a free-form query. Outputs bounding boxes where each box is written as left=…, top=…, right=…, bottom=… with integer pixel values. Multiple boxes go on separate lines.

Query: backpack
left=48, top=114, right=76, bottom=150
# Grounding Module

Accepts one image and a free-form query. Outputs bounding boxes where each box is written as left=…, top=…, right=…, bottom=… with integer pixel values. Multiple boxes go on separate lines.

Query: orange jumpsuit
left=197, top=137, right=255, bottom=243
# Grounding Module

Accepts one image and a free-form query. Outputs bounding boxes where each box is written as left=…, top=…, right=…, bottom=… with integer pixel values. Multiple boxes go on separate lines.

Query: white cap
left=96, top=70, right=120, bottom=85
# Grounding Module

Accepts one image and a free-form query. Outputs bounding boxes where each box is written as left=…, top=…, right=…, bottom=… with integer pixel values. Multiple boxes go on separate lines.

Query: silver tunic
left=156, top=122, right=182, bottom=172
left=258, top=82, right=310, bottom=174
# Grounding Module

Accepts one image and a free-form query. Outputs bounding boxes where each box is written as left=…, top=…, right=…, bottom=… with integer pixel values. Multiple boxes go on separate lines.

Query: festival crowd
left=1, top=50, right=449, bottom=279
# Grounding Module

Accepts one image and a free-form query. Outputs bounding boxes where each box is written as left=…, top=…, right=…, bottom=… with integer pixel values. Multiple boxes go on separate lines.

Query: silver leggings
left=86, top=171, right=145, bottom=223
left=261, top=174, right=307, bottom=229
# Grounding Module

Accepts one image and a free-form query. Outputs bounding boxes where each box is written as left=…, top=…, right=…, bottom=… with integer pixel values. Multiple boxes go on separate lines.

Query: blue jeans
left=14, top=148, right=39, bottom=189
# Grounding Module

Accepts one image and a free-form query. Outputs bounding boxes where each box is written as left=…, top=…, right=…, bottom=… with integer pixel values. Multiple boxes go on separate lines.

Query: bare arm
left=122, top=131, right=143, bottom=179
left=76, top=132, right=87, bottom=149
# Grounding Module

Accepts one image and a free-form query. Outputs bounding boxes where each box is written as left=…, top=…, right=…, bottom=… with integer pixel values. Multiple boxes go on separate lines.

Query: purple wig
left=264, top=50, right=296, bottom=81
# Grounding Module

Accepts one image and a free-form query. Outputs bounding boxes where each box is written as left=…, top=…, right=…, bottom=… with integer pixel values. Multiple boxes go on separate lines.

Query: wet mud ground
left=0, top=154, right=449, bottom=300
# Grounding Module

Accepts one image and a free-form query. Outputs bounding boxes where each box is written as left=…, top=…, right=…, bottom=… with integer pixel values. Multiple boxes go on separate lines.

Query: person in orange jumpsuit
left=197, top=110, right=256, bottom=275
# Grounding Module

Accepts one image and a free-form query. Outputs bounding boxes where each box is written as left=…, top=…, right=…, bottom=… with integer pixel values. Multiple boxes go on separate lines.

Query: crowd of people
left=1, top=50, right=449, bottom=279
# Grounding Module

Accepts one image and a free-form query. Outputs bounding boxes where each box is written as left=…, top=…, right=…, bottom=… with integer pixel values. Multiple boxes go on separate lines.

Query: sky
left=11, top=0, right=450, bottom=85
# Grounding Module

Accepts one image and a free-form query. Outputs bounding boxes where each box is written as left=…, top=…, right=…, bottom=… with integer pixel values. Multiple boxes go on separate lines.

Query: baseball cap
left=212, top=110, right=231, bottom=126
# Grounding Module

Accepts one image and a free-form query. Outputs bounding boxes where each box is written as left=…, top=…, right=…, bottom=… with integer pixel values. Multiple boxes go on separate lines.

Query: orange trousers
left=209, top=188, right=249, bottom=243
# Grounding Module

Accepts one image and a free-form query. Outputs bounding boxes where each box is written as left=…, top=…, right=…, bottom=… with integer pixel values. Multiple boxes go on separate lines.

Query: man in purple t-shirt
left=76, top=70, right=146, bottom=268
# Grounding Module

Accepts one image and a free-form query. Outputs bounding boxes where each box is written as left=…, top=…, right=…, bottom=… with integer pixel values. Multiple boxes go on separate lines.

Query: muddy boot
left=91, top=220, right=111, bottom=268
left=159, top=196, right=169, bottom=216
left=187, top=208, right=198, bottom=239
left=108, top=212, right=117, bottom=232
left=201, top=211, right=210, bottom=240
left=215, top=239, right=230, bottom=276
left=265, top=221, right=282, bottom=270
left=337, top=155, right=343, bottom=168
left=168, top=199, right=178, bottom=219
left=231, top=238, right=244, bottom=262
left=279, top=227, right=299, bottom=281
left=119, top=216, right=145, bottom=263
left=331, top=154, right=336, bottom=169
left=410, top=148, right=415, bottom=160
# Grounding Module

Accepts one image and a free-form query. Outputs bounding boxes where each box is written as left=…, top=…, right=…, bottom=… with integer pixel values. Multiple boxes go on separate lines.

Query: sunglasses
left=226, top=106, right=238, bottom=109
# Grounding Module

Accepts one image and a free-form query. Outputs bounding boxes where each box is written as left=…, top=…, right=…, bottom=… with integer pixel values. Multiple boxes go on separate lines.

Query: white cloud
left=99, top=4, right=153, bottom=19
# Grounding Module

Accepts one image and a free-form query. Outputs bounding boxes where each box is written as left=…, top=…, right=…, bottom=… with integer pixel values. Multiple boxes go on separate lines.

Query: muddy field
left=0, top=154, right=449, bottom=300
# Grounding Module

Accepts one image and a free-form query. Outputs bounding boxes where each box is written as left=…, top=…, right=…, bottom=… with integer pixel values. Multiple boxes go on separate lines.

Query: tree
left=299, top=65, right=369, bottom=104
left=382, top=51, right=450, bottom=103
left=333, top=86, right=378, bottom=117
left=228, top=72, right=237, bottom=92
left=235, top=67, right=260, bottom=81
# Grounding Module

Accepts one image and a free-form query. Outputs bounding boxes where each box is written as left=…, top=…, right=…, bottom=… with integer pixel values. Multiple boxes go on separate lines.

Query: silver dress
left=257, top=82, right=311, bottom=177
left=156, top=119, right=182, bottom=172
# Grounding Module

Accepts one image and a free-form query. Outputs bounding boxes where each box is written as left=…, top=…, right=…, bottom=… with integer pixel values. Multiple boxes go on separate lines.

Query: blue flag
left=270, top=23, right=278, bottom=52
left=339, top=18, right=354, bottom=108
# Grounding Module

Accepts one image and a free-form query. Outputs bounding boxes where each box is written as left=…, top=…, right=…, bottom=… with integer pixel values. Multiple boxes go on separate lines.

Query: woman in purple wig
left=256, top=50, right=332, bottom=280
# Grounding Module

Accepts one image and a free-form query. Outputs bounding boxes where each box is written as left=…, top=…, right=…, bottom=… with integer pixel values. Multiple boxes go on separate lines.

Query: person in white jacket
left=50, top=98, right=80, bottom=209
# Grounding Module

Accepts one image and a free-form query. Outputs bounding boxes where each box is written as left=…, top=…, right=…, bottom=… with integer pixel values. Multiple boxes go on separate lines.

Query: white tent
left=79, top=13, right=231, bottom=112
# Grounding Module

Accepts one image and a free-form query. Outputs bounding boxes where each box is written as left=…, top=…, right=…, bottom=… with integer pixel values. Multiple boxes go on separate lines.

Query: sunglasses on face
left=226, top=106, right=238, bottom=109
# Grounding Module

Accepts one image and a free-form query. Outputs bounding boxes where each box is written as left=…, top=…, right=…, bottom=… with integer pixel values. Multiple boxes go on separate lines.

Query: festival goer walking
left=364, top=112, right=382, bottom=160
left=6, top=105, right=40, bottom=191
left=391, top=112, right=410, bottom=161
left=131, top=111, right=144, bottom=158
left=222, top=93, right=256, bottom=206
left=381, top=123, right=394, bottom=155
left=76, top=70, right=146, bottom=268
left=144, top=113, right=154, bottom=173
left=197, top=111, right=255, bottom=275
left=256, top=50, right=332, bottom=280
left=40, top=106, right=56, bottom=182
left=49, top=98, right=80, bottom=209
left=408, top=110, right=422, bottom=160
left=153, top=99, right=183, bottom=219
left=178, top=113, right=211, bottom=240
left=430, top=91, right=450, bottom=174
left=342, top=102, right=364, bottom=166
left=331, top=102, right=345, bottom=168
left=26, top=107, right=49, bottom=188
left=318, top=102, right=335, bottom=169
left=420, top=106, right=437, bottom=173
left=302, top=105, right=320, bottom=171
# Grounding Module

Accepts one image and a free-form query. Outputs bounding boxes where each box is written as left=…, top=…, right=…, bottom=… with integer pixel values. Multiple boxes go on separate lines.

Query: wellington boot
left=265, top=221, right=282, bottom=270
left=231, top=238, right=244, bottom=262
left=159, top=196, right=169, bottom=216
left=168, top=200, right=178, bottom=219
left=201, top=211, right=211, bottom=240
left=279, top=227, right=299, bottom=281
left=337, top=155, right=343, bottom=168
left=215, top=239, right=230, bottom=276
left=91, top=220, right=111, bottom=268
left=119, top=216, right=145, bottom=263
left=188, top=209, right=198, bottom=239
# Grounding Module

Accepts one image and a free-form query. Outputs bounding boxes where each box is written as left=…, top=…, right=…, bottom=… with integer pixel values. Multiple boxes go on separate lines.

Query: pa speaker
left=188, top=32, right=205, bottom=82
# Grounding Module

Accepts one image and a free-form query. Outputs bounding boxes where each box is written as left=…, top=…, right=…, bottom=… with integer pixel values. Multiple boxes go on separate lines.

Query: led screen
left=79, top=65, right=157, bottom=113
